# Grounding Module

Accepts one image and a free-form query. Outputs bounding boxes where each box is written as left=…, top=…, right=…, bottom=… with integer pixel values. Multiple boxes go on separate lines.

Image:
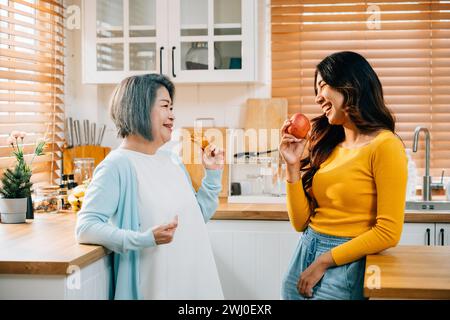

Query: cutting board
left=181, top=127, right=229, bottom=199
left=244, top=98, right=288, bottom=153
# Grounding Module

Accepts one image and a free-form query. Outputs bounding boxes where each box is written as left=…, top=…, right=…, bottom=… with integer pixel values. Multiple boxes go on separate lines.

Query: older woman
left=76, top=74, right=224, bottom=300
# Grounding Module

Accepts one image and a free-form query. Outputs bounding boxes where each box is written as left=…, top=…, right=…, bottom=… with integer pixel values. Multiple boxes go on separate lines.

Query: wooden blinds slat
left=0, top=38, right=64, bottom=56
left=271, top=0, right=450, bottom=177
left=0, top=3, right=64, bottom=29
left=10, top=0, right=64, bottom=19
left=0, top=15, right=64, bottom=38
left=0, top=0, right=64, bottom=186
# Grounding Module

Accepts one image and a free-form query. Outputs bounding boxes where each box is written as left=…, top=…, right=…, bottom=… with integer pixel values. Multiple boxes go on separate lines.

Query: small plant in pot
left=0, top=131, right=46, bottom=224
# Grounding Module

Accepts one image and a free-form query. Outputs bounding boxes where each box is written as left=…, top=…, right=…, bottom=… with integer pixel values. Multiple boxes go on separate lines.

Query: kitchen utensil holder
left=62, top=145, right=111, bottom=176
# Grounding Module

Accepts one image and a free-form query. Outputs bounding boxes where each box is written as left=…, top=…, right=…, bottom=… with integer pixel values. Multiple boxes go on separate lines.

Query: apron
left=121, top=149, right=224, bottom=300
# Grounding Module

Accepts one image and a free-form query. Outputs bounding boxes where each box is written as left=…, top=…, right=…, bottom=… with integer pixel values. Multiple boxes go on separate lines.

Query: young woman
left=76, top=74, right=224, bottom=300
left=280, top=51, right=407, bottom=300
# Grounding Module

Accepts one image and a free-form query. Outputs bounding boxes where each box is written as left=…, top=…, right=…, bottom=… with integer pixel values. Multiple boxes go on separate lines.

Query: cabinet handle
left=159, top=46, right=164, bottom=74
left=426, top=228, right=431, bottom=246
left=171, top=46, right=176, bottom=78
left=439, top=228, right=445, bottom=246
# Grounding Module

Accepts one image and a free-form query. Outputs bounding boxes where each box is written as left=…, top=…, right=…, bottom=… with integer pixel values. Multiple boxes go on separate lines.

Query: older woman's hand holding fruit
left=279, top=113, right=310, bottom=183
left=190, top=137, right=224, bottom=170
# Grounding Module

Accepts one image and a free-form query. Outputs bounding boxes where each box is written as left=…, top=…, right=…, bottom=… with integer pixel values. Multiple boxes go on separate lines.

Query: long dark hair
left=300, top=51, right=396, bottom=212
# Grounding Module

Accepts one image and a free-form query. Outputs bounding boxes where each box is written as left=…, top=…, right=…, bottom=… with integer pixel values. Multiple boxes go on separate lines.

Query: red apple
left=287, top=113, right=310, bottom=139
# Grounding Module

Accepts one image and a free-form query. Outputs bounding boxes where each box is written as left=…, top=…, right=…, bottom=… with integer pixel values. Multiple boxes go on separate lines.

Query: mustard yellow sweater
left=286, top=130, right=407, bottom=266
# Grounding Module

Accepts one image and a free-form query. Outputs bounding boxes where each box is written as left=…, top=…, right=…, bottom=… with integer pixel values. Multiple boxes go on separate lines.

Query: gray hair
left=110, top=74, right=175, bottom=141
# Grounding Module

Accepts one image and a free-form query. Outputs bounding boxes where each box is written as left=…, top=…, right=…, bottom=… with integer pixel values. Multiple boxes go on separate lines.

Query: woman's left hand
left=202, top=144, right=225, bottom=170
left=297, top=251, right=336, bottom=298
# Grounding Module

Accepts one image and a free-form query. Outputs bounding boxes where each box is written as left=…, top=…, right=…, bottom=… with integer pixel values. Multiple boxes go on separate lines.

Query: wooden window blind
left=272, top=0, right=450, bottom=177
left=0, top=0, right=64, bottom=186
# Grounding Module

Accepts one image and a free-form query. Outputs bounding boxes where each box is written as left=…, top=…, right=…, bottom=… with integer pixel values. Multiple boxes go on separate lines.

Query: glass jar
left=33, top=185, right=61, bottom=214
left=73, top=158, right=95, bottom=186
left=246, top=174, right=264, bottom=195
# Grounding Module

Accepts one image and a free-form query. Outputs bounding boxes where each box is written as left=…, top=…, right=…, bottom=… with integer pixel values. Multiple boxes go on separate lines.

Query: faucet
left=412, top=126, right=432, bottom=201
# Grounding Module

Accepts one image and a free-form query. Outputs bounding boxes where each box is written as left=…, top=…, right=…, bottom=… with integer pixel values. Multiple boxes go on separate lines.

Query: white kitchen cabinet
left=0, top=255, right=111, bottom=300
left=207, top=221, right=450, bottom=300
left=436, top=223, right=450, bottom=246
left=82, top=0, right=257, bottom=84
left=207, top=220, right=300, bottom=300
left=83, top=0, right=166, bottom=83
left=399, top=223, right=436, bottom=246
left=399, top=222, right=450, bottom=246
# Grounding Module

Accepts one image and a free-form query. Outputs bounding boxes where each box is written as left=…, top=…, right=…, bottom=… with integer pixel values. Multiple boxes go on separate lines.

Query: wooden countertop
left=1, top=201, right=448, bottom=276
left=0, top=213, right=108, bottom=275
left=213, top=201, right=450, bottom=223
left=364, top=246, right=450, bottom=299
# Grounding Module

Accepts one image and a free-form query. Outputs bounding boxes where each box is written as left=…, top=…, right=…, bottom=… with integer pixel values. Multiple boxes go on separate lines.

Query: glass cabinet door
left=171, top=0, right=255, bottom=82
left=213, top=0, right=242, bottom=70
left=96, top=0, right=124, bottom=71
left=128, top=0, right=157, bottom=72
left=84, top=0, right=164, bottom=83
left=179, top=0, right=209, bottom=71
left=83, top=0, right=254, bottom=83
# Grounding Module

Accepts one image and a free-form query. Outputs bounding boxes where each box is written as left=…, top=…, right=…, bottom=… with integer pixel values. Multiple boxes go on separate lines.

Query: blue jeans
left=282, top=226, right=366, bottom=300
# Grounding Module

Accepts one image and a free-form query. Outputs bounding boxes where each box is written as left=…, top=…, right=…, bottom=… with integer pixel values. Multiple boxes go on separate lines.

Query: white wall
left=64, top=0, right=272, bottom=150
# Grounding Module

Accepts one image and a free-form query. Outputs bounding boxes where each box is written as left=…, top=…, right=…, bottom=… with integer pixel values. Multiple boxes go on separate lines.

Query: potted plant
left=0, top=131, right=46, bottom=224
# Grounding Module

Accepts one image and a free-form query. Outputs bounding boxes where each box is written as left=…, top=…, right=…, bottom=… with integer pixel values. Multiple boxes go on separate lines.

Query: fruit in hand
left=201, top=138, right=209, bottom=150
left=191, top=136, right=215, bottom=156
left=287, top=113, right=311, bottom=139
left=190, top=137, right=209, bottom=150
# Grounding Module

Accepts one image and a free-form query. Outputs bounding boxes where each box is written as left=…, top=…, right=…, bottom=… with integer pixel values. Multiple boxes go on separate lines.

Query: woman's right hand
left=152, top=215, right=178, bottom=245
left=279, top=120, right=307, bottom=166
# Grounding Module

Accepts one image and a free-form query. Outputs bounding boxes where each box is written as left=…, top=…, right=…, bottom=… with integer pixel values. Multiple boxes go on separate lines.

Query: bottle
left=67, top=174, right=77, bottom=190
left=59, top=175, right=71, bottom=211
left=405, top=148, right=417, bottom=201
left=260, top=158, right=274, bottom=195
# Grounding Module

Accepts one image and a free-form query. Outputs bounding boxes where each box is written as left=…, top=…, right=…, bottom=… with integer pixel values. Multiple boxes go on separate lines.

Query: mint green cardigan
left=75, top=149, right=222, bottom=300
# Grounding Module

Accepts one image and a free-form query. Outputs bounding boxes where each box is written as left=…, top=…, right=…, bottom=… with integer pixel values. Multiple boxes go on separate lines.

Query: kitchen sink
left=405, top=200, right=450, bottom=211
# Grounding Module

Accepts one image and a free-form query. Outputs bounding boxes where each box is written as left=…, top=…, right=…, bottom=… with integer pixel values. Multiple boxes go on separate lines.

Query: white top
left=117, top=149, right=224, bottom=300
